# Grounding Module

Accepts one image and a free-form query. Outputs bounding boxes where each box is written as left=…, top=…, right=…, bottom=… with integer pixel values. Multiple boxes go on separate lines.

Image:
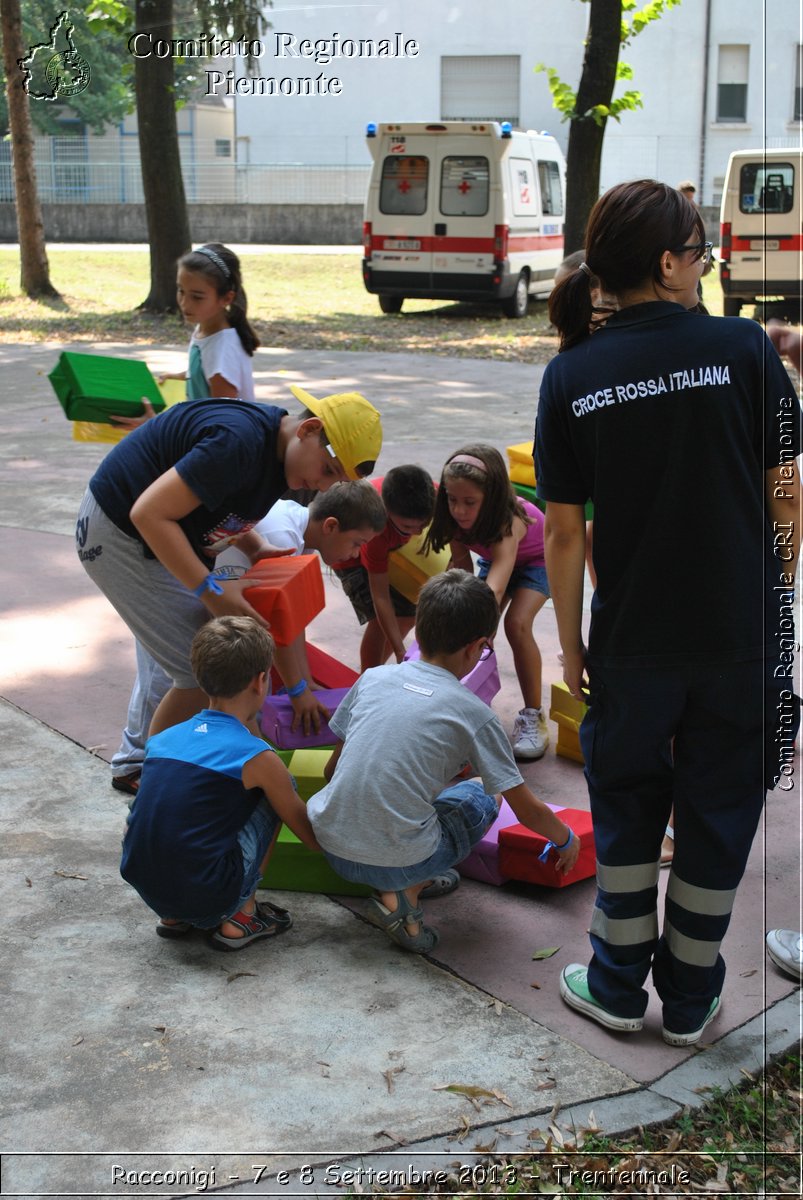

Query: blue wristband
left=192, top=573, right=224, bottom=598
left=554, top=828, right=574, bottom=851
left=286, top=678, right=308, bottom=698
left=538, top=828, right=574, bottom=862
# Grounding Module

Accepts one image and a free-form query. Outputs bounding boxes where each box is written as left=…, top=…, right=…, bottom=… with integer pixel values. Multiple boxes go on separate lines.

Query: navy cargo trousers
left=579, top=656, right=797, bottom=1035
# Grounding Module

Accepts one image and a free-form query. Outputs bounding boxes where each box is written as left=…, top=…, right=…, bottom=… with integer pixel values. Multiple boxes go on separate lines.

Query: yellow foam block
left=287, top=747, right=331, bottom=802
left=509, top=460, right=536, bottom=487
left=549, top=681, right=588, bottom=765
left=506, top=441, right=534, bottom=466
left=72, top=376, right=186, bottom=444
left=387, top=526, right=450, bottom=604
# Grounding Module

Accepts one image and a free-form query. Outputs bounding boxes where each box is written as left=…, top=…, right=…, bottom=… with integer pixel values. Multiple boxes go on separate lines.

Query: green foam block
left=49, top=351, right=165, bottom=423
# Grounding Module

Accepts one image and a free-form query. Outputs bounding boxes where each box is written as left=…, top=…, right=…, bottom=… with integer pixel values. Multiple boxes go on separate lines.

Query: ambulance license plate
left=385, top=239, right=421, bottom=251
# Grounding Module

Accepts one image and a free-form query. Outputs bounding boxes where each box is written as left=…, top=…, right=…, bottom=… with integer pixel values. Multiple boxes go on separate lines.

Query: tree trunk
left=563, top=0, right=622, bottom=254
left=134, top=0, right=191, bottom=311
left=0, top=0, right=60, bottom=297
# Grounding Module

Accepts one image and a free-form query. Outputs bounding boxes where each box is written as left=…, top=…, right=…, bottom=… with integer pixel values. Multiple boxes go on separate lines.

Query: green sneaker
left=559, top=963, right=643, bottom=1032
left=662, top=996, right=721, bottom=1047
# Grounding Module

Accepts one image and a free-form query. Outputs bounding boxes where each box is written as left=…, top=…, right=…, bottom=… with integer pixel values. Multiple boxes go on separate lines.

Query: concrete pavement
left=0, top=340, right=800, bottom=1197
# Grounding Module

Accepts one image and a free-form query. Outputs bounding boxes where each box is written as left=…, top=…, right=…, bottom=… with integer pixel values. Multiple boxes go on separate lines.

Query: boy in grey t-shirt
left=307, top=571, right=579, bottom=952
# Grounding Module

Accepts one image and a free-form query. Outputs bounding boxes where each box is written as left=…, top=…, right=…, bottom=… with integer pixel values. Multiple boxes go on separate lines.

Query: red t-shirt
left=332, top=477, right=409, bottom=573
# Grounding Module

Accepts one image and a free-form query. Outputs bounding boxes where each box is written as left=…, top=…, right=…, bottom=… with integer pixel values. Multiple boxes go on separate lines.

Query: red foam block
left=243, top=555, right=325, bottom=646
left=498, top=807, right=596, bottom=888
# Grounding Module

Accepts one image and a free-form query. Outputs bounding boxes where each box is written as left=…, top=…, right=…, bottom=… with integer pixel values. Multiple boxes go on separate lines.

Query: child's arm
left=206, top=374, right=239, bottom=399
left=324, top=741, right=344, bottom=782
left=479, top=528, right=520, bottom=608
left=130, top=469, right=284, bottom=625
left=242, top=749, right=321, bottom=850
left=448, top=540, right=474, bottom=572
left=503, top=781, right=580, bottom=874
left=367, top=570, right=407, bottom=662
left=273, top=638, right=332, bottom=735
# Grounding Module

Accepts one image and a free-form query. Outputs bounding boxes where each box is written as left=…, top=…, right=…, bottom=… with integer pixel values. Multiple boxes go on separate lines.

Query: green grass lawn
left=0, top=247, right=726, bottom=359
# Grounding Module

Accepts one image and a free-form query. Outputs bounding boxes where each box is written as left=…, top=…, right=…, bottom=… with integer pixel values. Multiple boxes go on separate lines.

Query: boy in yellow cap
left=77, top=389, right=383, bottom=740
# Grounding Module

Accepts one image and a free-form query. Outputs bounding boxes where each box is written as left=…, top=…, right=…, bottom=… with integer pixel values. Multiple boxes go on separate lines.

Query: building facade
left=229, top=0, right=802, bottom=208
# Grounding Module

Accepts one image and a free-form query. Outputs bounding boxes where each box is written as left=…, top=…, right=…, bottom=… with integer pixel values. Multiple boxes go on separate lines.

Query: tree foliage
left=0, top=0, right=132, bottom=135
left=537, top=0, right=682, bottom=253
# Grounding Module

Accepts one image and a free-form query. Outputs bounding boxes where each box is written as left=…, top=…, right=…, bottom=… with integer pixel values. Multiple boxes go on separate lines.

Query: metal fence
left=0, top=137, right=370, bottom=205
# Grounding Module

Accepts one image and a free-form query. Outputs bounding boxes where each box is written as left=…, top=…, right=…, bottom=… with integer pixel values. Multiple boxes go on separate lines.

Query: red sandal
left=211, top=901, right=292, bottom=951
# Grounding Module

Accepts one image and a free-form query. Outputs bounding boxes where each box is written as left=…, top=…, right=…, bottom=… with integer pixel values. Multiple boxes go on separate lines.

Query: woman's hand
left=561, top=645, right=589, bottom=703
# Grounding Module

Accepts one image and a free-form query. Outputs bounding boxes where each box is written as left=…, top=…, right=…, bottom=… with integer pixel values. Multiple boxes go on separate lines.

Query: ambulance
left=361, top=121, right=566, bottom=318
left=719, top=147, right=802, bottom=317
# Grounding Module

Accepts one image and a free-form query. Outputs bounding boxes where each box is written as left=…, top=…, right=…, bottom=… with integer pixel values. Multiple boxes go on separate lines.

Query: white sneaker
left=512, top=707, right=549, bottom=760
left=766, top=929, right=803, bottom=982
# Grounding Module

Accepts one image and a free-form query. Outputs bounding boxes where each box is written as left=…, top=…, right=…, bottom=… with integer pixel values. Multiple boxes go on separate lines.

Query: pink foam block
left=459, top=799, right=564, bottom=886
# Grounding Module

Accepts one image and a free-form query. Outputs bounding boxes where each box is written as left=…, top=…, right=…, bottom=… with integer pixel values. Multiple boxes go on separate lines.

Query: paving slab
left=1, top=341, right=800, bottom=1194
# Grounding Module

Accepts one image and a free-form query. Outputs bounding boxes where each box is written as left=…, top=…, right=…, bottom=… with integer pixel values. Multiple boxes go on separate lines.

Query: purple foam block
left=459, top=799, right=564, bottom=886
left=259, top=687, right=349, bottom=750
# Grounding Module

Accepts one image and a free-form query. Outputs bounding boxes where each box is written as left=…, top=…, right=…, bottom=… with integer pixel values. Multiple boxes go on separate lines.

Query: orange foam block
left=243, top=554, right=325, bottom=645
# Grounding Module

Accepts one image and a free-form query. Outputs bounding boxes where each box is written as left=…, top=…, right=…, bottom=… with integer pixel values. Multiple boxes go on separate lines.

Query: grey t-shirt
left=307, top=659, right=524, bottom=866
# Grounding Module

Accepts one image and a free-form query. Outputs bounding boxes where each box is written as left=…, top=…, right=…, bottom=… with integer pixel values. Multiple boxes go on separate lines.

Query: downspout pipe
left=699, top=0, right=712, bottom=203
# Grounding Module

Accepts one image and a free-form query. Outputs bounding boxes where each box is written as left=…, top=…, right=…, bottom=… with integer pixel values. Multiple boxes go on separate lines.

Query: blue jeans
left=324, top=781, right=498, bottom=891
left=182, top=799, right=280, bottom=927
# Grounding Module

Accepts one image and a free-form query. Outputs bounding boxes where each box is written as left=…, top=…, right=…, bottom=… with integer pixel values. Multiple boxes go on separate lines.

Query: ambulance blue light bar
left=366, top=123, right=377, bottom=137
left=500, top=122, right=512, bottom=138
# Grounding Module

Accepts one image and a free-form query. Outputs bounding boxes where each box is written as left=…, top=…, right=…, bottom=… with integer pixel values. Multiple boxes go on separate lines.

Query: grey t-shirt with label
left=306, top=659, right=524, bottom=867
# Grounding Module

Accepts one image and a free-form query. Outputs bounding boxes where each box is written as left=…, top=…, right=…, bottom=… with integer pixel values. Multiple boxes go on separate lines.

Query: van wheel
left=723, top=298, right=741, bottom=317
left=502, top=273, right=529, bottom=318
left=378, top=295, right=403, bottom=314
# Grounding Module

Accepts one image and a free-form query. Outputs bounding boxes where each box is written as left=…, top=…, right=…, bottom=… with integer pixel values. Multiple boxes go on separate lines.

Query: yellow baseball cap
left=290, top=386, right=382, bottom=480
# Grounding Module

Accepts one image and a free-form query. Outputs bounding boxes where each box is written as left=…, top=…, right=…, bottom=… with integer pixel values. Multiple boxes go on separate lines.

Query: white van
left=719, top=147, right=802, bottom=317
left=361, top=121, right=565, bottom=318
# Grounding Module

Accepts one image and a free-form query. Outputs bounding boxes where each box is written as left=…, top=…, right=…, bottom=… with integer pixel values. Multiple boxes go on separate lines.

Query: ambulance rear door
left=720, top=149, right=802, bottom=315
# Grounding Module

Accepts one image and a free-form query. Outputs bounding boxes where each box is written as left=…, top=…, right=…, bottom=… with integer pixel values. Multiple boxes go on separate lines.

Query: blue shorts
left=182, top=799, right=280, bottom=927
left=324, top=781, right=498, bottom=891
left=477, top=558, right=550, bottom=598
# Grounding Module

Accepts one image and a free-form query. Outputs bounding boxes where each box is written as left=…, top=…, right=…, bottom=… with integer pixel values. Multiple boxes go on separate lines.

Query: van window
left=379, top=156, right=429, bottom=216
left=538, top=160, right=564, bottom=216
left=510, top=158, right=538, bottom=216
left=739, top=162, right=794, bottom=214
left=440, top=156, right=489, bottom=216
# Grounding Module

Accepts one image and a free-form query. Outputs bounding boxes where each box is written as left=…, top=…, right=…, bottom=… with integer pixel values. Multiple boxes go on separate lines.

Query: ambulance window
left=739, top=162, right=794, bottom=214
left=440, top=156, right=489, bottom=216
left=538, top=160, right=564, bottom=216
left=380, top=156, right=429, bottom=215
left=511, top=158, right=537, bottom=216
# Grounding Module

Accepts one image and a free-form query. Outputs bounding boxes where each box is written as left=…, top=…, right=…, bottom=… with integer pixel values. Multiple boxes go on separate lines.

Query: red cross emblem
left=398, top=179, right=411, bottom=193
left=458, top=180, right=471, bottom=194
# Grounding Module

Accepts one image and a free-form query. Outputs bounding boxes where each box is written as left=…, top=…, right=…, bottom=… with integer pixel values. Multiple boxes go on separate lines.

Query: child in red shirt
left=333, top=465, right=436, bottom=670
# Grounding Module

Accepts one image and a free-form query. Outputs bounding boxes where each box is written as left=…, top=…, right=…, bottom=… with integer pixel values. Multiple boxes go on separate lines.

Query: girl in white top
left=170, top=242, right=259, bottom=401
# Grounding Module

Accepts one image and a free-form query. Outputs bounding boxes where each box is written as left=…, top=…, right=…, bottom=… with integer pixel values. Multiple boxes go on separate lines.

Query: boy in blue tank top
left=121, top=617, right=319, bottom=950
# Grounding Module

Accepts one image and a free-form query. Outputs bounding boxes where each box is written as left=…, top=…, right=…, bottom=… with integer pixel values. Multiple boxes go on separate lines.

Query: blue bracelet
left=554, top=828, right=574, bottom=851
left=286, top=678, right=308, bottom=698
left=192, top=573, right=224, bottom=598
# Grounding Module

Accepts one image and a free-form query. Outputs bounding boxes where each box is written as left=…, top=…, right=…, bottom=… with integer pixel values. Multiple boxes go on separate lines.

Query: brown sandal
left=112, top=770, right=141, bottom=796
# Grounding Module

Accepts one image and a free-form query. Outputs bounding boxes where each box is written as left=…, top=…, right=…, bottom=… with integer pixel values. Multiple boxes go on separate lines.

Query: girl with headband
left=425, top=443, right=551, bottom=761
